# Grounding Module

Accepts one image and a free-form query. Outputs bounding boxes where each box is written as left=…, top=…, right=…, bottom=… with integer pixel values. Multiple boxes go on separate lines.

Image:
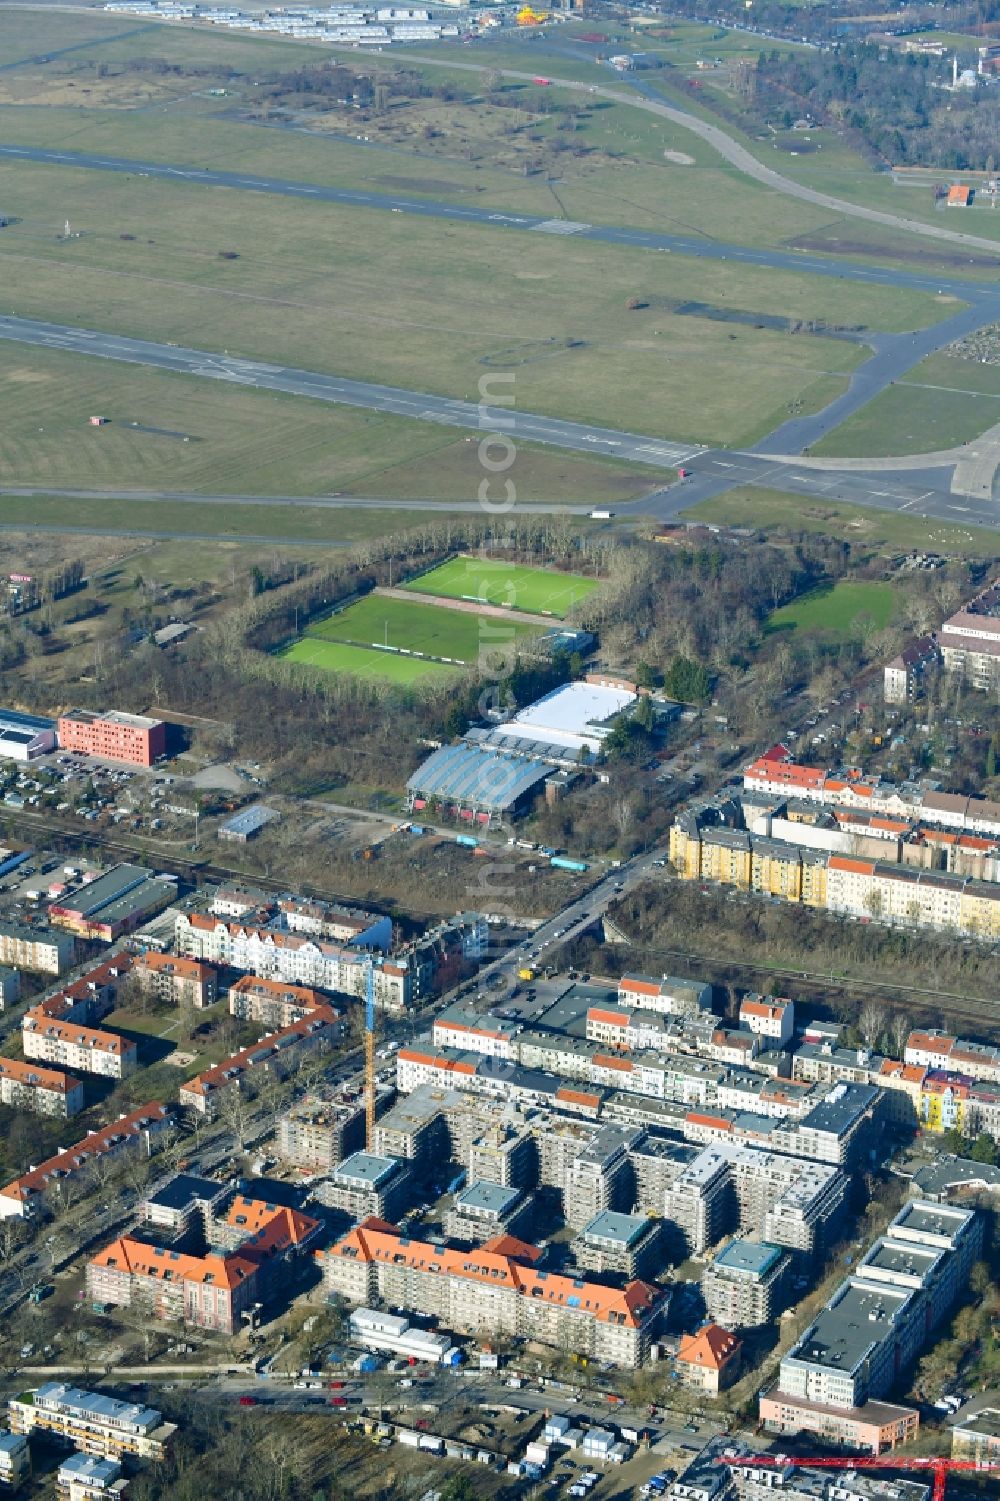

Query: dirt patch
left=7, top=369, right=52, bottom=384
left=377, top=174, right=475, bottom=195
left=663, top=148, right=695, bottom=165
left=788, top=235, right=1000, bottom=271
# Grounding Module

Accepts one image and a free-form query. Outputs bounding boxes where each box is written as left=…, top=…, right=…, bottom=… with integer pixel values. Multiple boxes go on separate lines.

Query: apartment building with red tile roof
left=228, top=974, right=328, bottom=1028
left=21, top=954, right=137, bottom=1078
left=318, top=1217, right=666, bottom=1368
left=132, top=951, right=217, bottom=1009
left=0, top=1055, right=85, bottom=1118
left=179, top=1004, right=340, bottom=1117
left=0, top=1102, right=171, bottom=1218
left=676, top=1322, right=742, bottom=1394
left=87, top=1196, right=321, bottom=1332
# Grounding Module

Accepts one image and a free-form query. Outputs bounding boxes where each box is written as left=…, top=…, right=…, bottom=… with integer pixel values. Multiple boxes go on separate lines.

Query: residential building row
left=179, top=1004, right=341, bottom=1117
left=173, top=909, right=488, bottom=1012
left=8, top=1384, right=175, bottom=1462
left=371, top=1083, right=849, bottom=1266
left=0, top=1102, right=172, bottom=1218
left=760, top=1200, right=983, bottom=1452
left=20, top=954, right=137, bottom=1079
left=670, top=802, right=1000, bottom=939
left=742, top=744, right=1000, bottom=836
left=400, top=1029, right=885, bottom=1168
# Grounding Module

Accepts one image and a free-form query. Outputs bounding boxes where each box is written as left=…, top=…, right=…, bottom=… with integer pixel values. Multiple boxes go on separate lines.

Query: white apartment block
left=8, top=1384, right=174, bottom=1462
left=22, top=1017, right=136, bottom=1079
left=174, top=913, right=413, bottom=1010
left=739, top=996, right=794, bottom=1048
left=618, top=974, right=712, bottom=1016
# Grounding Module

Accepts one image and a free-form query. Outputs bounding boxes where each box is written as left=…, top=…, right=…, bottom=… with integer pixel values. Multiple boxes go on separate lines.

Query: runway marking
left=532, top=219, right=591, bottom=235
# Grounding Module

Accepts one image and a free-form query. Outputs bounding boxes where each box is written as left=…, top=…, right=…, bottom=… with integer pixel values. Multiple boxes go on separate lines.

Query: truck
left=455, top=834, right=479, bottom=849
left=590, top=509, right=613, bottom=519
left=551, top=857, right=589, bottom=873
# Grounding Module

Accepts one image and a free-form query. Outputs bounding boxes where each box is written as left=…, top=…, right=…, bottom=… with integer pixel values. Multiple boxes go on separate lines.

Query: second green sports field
left=403, top=558, right=598, bottom=618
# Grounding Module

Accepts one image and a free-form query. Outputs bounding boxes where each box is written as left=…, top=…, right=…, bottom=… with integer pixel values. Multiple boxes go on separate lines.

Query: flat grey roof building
left=454, top=1180, right=523, bottom=1216
left=334, top=1152, right=403, bottom=1189
left=796, top=1281, right=913, bottom=1375
left=218, top=804, right=280, bottom=841
left=799, top=1082, right=881, bottom=1135
left=909, top=1155, right=1000, bottom=1200
left=580, top=1210, right=650, bottom=1247
left=714, top=1239, right=785, bottom=1278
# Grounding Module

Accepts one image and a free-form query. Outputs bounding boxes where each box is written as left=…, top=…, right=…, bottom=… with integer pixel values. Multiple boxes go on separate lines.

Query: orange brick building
left=58, top=709, right=166, bottom=767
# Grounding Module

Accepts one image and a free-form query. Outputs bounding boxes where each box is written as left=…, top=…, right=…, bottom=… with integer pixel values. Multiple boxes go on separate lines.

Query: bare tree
left=858, top=999, right=888, bottom=1051
left=886, top=1010, right=912, bottom=1060
left=611, top=797, right=635, bottom=842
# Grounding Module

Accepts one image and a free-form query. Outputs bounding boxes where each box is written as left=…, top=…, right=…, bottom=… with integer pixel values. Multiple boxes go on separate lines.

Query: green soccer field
left=403, top=558, right=598, bottom=618
left=308, top=595, right=543, bottom=663
left=280, top=637, right=460, bottom=683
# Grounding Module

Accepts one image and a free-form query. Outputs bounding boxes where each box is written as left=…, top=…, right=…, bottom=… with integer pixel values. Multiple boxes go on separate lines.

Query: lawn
left=0, top=342, right=655, bottom=504
left=404, top=557, right=598, bottom=617
left=767, top=579, right=898, bottom=638
left=280, top=636, right=461, bottom=683
left=309, top=594, right=542, bottom=663
left=0, top=492, right=445, bottom=548
left=2, top=8, right=998, bottom=276
left=0, top=150, right=951, bottom=447
left=680, top=486, right=1000, bottom=558
left=811, top=352, right=1000, bottom=457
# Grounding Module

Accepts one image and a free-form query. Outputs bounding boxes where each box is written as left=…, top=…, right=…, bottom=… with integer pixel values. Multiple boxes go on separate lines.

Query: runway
left=2, top=143, right=998, bottom=305
left=0, top=316, right=994, bottom=531
left=0, top=313, right=706, bottom=470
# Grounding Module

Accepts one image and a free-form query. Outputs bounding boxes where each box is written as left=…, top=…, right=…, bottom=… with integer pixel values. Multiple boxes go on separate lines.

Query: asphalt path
left=0, top=485, right=593, bottom=516
left=2, top=143, right=999, bottom=303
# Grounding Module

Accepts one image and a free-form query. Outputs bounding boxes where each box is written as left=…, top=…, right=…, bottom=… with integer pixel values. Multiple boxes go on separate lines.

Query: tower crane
left=364, top=956, right=376, bottom=1149
left=719, top=1452, right=1000, bottom=1501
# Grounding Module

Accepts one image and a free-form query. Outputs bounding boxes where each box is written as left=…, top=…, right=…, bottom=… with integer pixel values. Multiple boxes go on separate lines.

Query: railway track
left=607, top=940, right=1000, bottom=1033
